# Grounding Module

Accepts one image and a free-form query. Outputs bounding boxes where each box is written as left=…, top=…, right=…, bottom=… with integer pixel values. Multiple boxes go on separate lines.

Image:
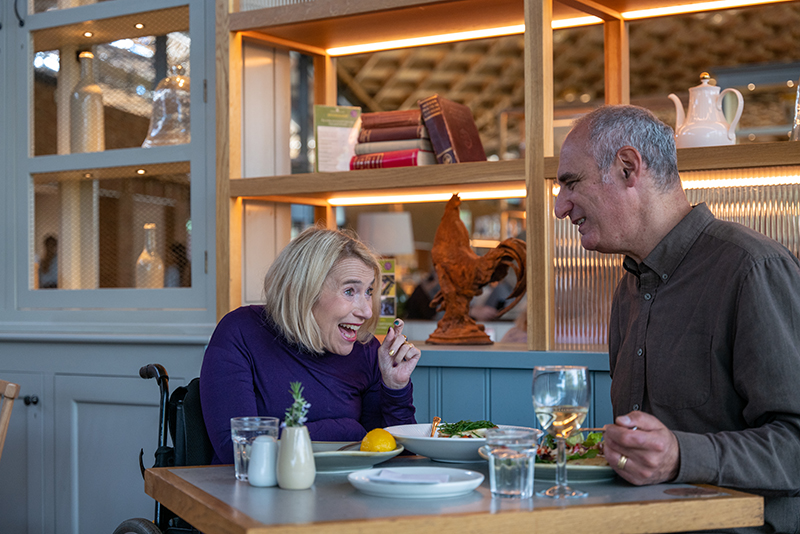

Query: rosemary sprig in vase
left=283, top=381, right=311, bottom=427
left=277, top=381, right=316, bottom=489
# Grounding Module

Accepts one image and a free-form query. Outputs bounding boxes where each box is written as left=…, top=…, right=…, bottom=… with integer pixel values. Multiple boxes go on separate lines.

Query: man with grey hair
left=555, top=104, right=800, bottom=533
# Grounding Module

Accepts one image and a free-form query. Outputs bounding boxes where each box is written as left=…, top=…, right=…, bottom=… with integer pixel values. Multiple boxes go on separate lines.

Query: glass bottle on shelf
left=142, top=65, right=191, bottom=147
left=136, top=223, right=165, bottom=288
left=70, top=50, right=105, bottom=153
left=791, top=77, right=800, bottom=142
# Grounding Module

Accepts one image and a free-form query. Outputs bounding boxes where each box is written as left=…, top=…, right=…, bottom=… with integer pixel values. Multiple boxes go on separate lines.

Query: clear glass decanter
left=142, top=65, right=191, bottom=147
left=135, top=223, right=165, bottom=288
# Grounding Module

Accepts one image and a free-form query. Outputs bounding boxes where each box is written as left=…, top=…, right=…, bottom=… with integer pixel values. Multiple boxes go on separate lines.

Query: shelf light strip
left=327, top=25, right=526, bottom=56
left=328, top=188, right=526, bottom=206
left=325, top=0, right=790, bottom=56
left=621, top=0, right=795, bottom=19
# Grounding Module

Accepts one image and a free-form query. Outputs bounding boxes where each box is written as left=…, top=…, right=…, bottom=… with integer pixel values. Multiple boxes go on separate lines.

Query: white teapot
left=668, top=73, right=743, bottom=148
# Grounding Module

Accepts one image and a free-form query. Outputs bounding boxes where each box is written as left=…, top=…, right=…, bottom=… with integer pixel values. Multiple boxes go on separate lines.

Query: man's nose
left=554, top=190, right=571, bottom=220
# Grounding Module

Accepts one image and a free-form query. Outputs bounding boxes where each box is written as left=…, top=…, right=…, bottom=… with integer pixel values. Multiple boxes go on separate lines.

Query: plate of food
left=347, top=467, right=484, bottom=498
left=534, top=431, right=615, bottom=482
left=312, top=442, right=404, bottom=473
left=385, top=420, right=536, bottom=463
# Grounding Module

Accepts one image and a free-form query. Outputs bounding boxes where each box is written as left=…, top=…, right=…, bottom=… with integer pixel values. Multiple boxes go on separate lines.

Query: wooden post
left=525, top=0, right=555, bottom=350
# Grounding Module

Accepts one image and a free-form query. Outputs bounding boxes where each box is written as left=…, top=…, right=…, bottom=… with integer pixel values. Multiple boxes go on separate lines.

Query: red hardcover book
left=358, top=124, right=429, bottom=143
left=350, top=149, right=436, bottom=170
left=418, top=94, right=486, bottom=164
left=360, top=109, right=423, bottom=130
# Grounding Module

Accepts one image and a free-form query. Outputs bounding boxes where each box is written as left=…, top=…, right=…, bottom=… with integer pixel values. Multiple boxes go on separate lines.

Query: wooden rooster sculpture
left=427, top=194, right=526, bottom=344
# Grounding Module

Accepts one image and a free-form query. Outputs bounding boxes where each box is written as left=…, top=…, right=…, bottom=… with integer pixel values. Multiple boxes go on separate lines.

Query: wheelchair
left=112, top=364, right=214, bottom=534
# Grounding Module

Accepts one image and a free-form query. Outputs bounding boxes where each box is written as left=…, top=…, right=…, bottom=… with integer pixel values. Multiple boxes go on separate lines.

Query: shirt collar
left=623, top=203, right=715, bottom=281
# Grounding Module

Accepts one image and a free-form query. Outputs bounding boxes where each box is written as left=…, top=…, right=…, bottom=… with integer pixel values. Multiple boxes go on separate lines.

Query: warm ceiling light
left=83, top=31, right=93, bottom=38
left=326, top=24, right=525, bottom=56
left=621, top=0, right=793, bottom=19
left=135, top=23, right=145, bottom=29
left=552, top=16, right=603, bottom=29
left=84, top=173, right=92, bottom=178
left=682, top=174, right=800, bottom=189
left=136, top=169, right=146, bottom=175
left=328, top=188, right=526, bottom=206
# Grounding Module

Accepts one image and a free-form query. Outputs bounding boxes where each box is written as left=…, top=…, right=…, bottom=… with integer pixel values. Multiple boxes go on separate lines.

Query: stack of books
left=349, top=95, right=487, bottom=170
left=350, top=109, right=435, bottom=170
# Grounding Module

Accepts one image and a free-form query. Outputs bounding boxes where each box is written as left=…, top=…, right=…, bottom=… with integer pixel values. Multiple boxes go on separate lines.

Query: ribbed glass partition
left=553, top=165, right=800, bottom=351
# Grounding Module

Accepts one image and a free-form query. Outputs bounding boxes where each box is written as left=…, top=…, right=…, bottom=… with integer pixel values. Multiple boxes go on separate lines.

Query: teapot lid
left=700, top=72, right=711, bottom=81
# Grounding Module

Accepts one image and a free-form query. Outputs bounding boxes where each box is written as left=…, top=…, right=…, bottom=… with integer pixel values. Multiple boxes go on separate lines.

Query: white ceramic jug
left=668, top=73, right=744, bottom=148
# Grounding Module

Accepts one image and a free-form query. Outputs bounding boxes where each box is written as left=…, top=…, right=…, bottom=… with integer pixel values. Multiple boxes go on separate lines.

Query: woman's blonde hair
left=263, top=225, right=381, bottom=354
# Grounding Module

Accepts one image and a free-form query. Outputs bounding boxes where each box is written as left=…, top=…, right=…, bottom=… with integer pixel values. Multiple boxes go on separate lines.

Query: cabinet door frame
left=8, top=0, right=217, bottom=330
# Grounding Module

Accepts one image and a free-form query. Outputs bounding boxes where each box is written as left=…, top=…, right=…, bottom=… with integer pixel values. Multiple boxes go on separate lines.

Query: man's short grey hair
left=571, top=105, right=680, bottom=191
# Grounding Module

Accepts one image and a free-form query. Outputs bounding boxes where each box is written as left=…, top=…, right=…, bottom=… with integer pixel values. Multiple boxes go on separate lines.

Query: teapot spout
left=668, top=93, right=684, bottom=132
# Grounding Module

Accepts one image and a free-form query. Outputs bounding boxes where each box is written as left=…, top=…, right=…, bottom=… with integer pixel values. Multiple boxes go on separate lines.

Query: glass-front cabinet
left=6, top=0, right=216, bottom=330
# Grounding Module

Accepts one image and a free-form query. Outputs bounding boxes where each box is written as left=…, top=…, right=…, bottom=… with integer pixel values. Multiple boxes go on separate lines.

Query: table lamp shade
left=357, top=212, right=415, bottom=256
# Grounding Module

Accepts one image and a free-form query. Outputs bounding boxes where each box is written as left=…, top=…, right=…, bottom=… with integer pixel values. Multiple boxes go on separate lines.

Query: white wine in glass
left=532, top=365, right=591, bottom=498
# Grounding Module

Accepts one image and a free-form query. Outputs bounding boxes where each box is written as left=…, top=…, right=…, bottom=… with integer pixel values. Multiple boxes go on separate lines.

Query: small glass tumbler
left=231, top=416, right=279, bottom=481
left=481, top=427, right=543, bottom=499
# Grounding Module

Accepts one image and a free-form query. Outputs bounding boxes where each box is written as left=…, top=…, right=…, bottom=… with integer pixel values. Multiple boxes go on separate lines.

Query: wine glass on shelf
left=532, top=365, right=591, bottom=498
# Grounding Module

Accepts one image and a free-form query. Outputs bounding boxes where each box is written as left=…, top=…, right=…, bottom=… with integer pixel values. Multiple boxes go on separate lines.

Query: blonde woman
left=200, top=226, right=420, bottom=464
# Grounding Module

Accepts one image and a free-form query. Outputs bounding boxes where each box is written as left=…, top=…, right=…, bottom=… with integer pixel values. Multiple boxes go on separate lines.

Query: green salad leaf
left=536, top=432, right=603, bottom=464
left=438, top=420, right=496, bottom=436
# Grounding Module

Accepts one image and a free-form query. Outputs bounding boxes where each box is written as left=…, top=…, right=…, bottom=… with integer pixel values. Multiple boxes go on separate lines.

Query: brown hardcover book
left=418, top=94, right=486, bottom=164
left=358, top=125, right=429, bottom=143
left=360, top=109, right=423, bottom=129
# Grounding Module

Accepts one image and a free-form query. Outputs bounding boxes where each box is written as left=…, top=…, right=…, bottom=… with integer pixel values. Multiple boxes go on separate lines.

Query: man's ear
left=616, top=146, right=642, bottom=187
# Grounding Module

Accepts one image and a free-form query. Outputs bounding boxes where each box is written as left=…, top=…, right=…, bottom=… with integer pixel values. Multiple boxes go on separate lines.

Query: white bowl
left=385, top=423, right=538, bottom=463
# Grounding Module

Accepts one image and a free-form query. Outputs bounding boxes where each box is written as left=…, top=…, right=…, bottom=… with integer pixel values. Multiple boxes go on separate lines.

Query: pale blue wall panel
left=440, top=368, right=486, bottom=422
left=489, top=369, right=536, bottom=427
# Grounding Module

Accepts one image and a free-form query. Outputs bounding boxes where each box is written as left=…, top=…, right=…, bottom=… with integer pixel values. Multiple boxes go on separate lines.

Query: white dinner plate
left=534, top=461, right=616, bottom=482
left=385, top=423, right=539, bottom=463
left=347, top=467, right=484, bottom=498
left=312, top=442, right=404, bottom=473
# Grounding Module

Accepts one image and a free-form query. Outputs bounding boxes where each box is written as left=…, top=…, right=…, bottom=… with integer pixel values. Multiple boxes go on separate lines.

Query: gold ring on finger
left=617, top=455, right=628, bottom=470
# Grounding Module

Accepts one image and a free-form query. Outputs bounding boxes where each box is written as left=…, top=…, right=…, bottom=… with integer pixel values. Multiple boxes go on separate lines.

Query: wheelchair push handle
left=139, top=363, right=168, bottom=383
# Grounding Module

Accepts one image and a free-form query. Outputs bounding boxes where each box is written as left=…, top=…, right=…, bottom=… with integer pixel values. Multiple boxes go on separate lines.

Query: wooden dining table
left=144, top=455, right=763, bottom=534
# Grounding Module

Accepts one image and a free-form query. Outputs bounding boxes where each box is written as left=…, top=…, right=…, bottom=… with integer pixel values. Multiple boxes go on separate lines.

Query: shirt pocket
left=648, top=333, right=712, bottom=409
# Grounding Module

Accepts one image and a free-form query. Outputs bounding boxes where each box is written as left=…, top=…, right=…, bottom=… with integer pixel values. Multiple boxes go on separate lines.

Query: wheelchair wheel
left=112, top=518, right=163, bottom=534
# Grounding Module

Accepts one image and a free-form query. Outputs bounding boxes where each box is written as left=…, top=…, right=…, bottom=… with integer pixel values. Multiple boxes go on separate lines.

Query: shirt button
left=633, top=404, right=640, bottom=411
left=662, top=273, right=668, bottom=280
left=637, top=348, right=643, bottom=356
left=644, top=293, right=652, bottom=300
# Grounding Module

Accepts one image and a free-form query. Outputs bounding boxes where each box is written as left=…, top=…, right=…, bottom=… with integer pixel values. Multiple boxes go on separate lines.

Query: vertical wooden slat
left=604, top=19, right=629, bottom=105
left=314, top=54, right=338, bottom=228
left=216, top=0, right=232, bottom=321
left=313, top=55, right=337, bottom=107
left=525, top=0, right=555, bottom=350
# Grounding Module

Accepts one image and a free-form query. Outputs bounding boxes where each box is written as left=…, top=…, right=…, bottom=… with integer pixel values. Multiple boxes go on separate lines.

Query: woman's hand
left=378, top=319, right=421, bottom=389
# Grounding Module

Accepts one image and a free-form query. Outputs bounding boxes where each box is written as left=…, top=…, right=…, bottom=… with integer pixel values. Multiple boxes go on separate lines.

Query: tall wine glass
left=532, top=365, right=591, bottom=498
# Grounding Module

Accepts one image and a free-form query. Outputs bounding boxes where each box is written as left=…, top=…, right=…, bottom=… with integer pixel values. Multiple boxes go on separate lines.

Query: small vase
left=276, top=426, right=316, bottom=490
left=135, top=223, right=164, bottom=288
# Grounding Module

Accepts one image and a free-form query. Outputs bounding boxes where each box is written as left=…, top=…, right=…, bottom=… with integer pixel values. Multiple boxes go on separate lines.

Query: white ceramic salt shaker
left=248, top=435, right=278, bottom=487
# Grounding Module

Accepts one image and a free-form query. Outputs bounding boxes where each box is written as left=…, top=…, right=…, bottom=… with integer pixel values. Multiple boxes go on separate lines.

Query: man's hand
left=602, top=411, right=680, bottom=485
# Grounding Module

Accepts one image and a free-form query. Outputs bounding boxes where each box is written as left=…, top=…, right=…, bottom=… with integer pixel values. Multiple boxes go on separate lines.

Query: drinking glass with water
left=481, top=427, right=542, bottom=498
left=231, top=416, right=279, bottom=481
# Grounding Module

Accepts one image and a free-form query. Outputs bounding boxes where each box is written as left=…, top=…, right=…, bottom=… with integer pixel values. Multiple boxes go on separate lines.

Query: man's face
left=554, top=131, right=631, bottom=254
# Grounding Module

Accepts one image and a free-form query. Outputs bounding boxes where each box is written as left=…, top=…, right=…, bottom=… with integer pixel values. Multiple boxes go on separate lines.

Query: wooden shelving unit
left=220, top=0, right=800, bottom=350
